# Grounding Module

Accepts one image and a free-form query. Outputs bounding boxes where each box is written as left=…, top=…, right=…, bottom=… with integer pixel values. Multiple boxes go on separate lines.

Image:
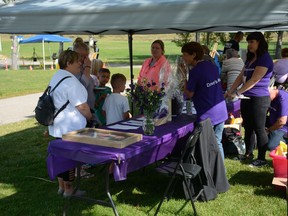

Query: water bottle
left=228, top=113, right=235, bottom=124
left=238, top=138, right=246, bottom=155
left=186, top=100, right=192, bottom=116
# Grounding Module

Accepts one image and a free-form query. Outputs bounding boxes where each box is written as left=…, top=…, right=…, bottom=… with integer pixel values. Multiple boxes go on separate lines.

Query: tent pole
left=128, top=31, right=134, bottom=85
left=128, top=31, right=134, bottom=115
left=42, top=40, right=45, bottom=70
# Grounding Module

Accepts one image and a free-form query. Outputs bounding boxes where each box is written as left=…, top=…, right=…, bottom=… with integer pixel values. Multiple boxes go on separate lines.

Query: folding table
left=47, top=115, right=195, bottom=216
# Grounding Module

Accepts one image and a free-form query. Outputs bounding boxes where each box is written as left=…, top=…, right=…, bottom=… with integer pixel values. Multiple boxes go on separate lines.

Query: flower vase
left=142, top=113, right=155, bottom=135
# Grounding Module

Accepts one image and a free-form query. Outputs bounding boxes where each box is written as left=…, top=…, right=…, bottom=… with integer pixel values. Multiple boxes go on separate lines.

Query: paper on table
left=122, top=120, right=143, bottom=126
left=107, top=124, right=140, bottom=130
left=237, top=95, right=250, bottom=99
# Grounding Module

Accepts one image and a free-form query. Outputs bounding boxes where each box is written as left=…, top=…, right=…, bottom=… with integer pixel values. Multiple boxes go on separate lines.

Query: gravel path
left=0, top=79, right=135, bottom=126
left=0, top=93, right=42, bottom=125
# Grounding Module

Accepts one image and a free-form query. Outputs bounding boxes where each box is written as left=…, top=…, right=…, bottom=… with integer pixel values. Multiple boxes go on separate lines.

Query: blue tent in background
left=19, top=34, right=72, bottom=70
left=19, top=34, right=72, bottom=44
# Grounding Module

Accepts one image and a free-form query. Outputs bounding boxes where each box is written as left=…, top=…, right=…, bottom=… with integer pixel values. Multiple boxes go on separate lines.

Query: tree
left=214, top=33, right=231, bottom=45
left=2, top=0, right=15, bottom=4
left=264, top=32, right=273, bottom=43
left=171, top=32, right=230, bottom=52
left=172, top=32, right=220, bottom=47
left=171, top=33, right=195, bottom=47
left=11, top=35, right=18, bottom=70
left=275, top=31, right=283, bottom=59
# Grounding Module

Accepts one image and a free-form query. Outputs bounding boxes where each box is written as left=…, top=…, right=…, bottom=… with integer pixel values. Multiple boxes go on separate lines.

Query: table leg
left=105, top=163, right=119, bottom=216
left=66, top=163, right=119, bottom=216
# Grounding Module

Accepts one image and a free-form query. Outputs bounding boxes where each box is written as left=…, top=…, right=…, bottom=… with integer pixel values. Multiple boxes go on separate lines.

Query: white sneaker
left=57, top=188, right=64, bottom=195
left=80, top=169, right=95, bottom=178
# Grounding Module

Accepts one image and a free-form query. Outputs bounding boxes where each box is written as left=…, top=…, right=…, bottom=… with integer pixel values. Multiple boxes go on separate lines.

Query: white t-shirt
left=48, top=69, right=88, bottom=138
left=102, top=93, right=130, bottom=125
left=222, top=57, right=244, bottom=91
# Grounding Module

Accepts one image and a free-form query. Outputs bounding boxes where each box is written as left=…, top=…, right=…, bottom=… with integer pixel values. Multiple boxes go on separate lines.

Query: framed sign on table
left=62, top=128, right=142, bottom=148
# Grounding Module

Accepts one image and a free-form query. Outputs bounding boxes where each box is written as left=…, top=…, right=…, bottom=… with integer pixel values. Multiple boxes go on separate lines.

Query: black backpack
left=222, top=127, right=246, bottom=155
left=35, top=76, right=71, bottom=126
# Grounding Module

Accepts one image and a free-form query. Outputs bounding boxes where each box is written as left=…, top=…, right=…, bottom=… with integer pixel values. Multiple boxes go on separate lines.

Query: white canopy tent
left=0, top=0, right=288, bottom=34
left=0, top=0, right=288, bottom=77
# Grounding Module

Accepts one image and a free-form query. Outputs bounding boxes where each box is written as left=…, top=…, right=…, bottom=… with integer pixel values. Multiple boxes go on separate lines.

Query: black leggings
left=241, top=96, right=270, bottom=160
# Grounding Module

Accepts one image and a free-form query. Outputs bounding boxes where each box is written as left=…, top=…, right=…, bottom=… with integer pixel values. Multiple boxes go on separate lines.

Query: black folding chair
left=154, top=124, right=207, bottom=216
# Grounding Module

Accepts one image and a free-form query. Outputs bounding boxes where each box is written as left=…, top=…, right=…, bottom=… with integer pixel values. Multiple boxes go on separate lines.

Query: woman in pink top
left=138, top=40, right=171, bottom=87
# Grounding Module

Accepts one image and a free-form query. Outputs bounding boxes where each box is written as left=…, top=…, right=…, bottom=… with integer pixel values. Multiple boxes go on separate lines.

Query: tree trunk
left=0, top=35, right=2, bottom=52
left=275, top=31, right=283, bottom=59
left=195, top=32, right=200, bottom=43
left=11, top=34, right=18, bottom=70
left=58, top=42, right=64, bottom=56
left=206, top=32, right=210, bottom=46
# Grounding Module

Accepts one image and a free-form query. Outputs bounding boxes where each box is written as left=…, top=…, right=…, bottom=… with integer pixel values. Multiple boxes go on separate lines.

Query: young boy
left=94, top=68, right=111, bottom=126
left=102, top=73, right=131, bottom=125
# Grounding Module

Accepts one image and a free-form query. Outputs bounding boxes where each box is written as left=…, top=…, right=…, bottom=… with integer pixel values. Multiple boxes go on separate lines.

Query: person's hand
left=225, top=91, right=235, bottom=100
left=224, top=91, right=230, bottom=98
left=265, top=127, right=271, bottom=134
left=83, top=57, right=92, bottom=76
left=83, top=56, right=91, bottom=68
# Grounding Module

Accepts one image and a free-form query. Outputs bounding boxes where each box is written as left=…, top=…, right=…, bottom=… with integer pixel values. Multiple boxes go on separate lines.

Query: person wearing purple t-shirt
left=227, top=32, right=273, bottom=167
left=266, top=89, right=288, bottom=150
left=182, top=42, right=228, bottom=161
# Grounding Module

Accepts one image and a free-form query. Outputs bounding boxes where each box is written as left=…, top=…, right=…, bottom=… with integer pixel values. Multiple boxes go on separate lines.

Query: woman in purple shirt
left=266, top=88, right=288, bottom=150
left=227, top=32, right=273, bottom=167
left=182, top=42, right=228, bottom=161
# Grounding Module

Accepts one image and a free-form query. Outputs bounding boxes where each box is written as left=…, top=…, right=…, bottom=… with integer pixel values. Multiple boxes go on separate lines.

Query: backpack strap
left=54, top=100, right=70, bottom=119
left=50, top=76, right=72, bottom=119
left=50, top=76, right=71, bottom=93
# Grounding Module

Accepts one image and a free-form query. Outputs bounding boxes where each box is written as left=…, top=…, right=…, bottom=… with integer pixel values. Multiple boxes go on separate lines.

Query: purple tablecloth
left=226, top=99, right=241, bottom=118
left=47, top=115, right=195, bottom=181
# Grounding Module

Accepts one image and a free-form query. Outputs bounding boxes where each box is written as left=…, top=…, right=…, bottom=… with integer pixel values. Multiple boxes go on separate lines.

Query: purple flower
left=127, top=82, right=166, bottom=115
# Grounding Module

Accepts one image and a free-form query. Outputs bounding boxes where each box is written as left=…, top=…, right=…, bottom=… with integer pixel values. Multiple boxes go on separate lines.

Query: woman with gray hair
left=48, top=50, right=92, bottom=198
left=221, top=48, right=244, bottom=94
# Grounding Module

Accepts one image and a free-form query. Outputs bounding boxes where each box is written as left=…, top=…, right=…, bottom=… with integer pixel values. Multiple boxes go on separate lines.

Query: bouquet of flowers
left=127, top=79, right=165, bottom=117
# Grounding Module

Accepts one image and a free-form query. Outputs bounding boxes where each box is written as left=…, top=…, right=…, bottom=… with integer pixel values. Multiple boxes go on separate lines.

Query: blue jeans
left=213, top=122, right=225, bottom=161
left=268, top=130, right=285, bottom=151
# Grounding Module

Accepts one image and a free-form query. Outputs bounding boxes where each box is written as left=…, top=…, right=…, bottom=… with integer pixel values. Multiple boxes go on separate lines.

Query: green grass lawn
left=1, top=34, right=287, bottom=99
left=0, top=35, right=181, bottom=99
left=0, top=35, right=287, bottom=215
left=0, top=119, right=286, bottom=216
left=0, top=34, right=182, bottom=66
left=1, top=33, right=287, bottom=67
left=0, top=67, right=140, bottom=99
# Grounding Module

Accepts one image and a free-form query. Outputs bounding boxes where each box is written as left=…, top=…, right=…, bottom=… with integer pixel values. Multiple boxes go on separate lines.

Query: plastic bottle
left=228, top=113, right=235, bottom=124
